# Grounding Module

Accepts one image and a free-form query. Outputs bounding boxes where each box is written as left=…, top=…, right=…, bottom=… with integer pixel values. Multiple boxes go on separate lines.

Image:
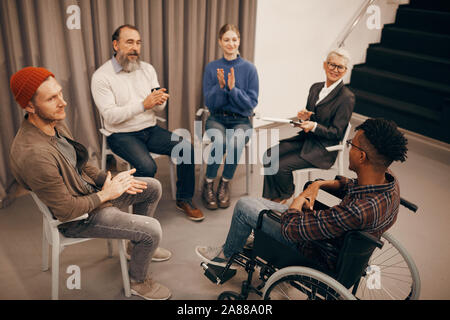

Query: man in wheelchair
left=196, top=118, right=409, bottom=299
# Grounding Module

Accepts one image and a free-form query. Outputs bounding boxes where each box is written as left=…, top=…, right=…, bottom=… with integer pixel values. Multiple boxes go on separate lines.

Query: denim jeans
left=107, top=125, right=195, bottom=201
left=58, top=178, right=162, bottom=282
left=205, top=114, right=252, bottom=180
left=222, top=197, right=298, bottom=257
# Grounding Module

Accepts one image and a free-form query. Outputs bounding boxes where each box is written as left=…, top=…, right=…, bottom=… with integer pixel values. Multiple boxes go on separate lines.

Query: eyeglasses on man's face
left=346, top=139, right=369, bottom=159
left=326, top=61, right=347, bottom=73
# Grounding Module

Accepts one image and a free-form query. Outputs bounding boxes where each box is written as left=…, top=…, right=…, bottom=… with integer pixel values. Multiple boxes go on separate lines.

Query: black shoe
left=202, top=180, right=218, bottom=210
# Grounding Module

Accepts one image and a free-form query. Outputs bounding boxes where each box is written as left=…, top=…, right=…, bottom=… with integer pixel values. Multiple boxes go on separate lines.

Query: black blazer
left=284, top=81, right=355, bottom=169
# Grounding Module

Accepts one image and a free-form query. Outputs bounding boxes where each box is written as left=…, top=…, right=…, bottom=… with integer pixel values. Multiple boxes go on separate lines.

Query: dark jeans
left=205, top=114, right=252, bottom=180
left=107, top=125, right=195, bottom=201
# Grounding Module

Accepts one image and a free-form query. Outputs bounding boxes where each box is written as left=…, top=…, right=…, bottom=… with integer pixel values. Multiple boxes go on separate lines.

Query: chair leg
left=169, top=159, right=176, bottom=200
left=198, top=155, right=205, bottom=192
left=42, top=220, right=49, bottom=271
left=51, top=239, right=61, bottom=300
left=118, top=239, right=131, bottom=297
left=245, top=146, right=250, bottom=195
left=107, top=239, right=113, bottom=258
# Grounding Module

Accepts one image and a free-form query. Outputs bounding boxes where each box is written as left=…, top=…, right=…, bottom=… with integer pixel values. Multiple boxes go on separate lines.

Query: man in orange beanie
left=9, top=67, right=172, bottom=300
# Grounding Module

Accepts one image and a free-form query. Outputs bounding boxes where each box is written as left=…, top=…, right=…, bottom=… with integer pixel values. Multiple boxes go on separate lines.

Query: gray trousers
left=58, top=177, right=162, bottom=282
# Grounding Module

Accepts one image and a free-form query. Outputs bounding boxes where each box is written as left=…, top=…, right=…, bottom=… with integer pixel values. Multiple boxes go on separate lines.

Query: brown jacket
left=10, top=117, right=109, bottom=222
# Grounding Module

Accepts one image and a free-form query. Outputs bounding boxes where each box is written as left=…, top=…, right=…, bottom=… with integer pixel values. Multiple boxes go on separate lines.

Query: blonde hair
left=326, top=48, right=351, bottom=66
left=218, top=24, right=241, bottom=40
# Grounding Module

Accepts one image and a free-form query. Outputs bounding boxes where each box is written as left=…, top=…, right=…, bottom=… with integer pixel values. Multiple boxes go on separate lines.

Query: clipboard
left=260, top=117, right=303, bottom=125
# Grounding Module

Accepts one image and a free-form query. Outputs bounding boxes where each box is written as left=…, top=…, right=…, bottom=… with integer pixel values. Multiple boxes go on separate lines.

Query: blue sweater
left=203, top=56, right=259, bottom=117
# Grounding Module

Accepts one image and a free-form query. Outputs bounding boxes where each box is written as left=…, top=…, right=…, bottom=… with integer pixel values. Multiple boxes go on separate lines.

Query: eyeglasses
left=346, top=139, right=369, bottom=159
left=327, top=62, right=347, bottom=73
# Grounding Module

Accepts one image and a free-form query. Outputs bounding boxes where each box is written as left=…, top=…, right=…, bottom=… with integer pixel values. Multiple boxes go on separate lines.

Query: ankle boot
left=217, top=178, right=230, bottom=209
left=202, top=179, right=218, bottom=210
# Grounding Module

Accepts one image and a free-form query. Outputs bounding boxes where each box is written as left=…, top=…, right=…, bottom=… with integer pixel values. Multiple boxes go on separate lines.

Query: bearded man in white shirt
left=91, top=25, right=204, bottom=222
left=262, top=48, right=355, bottom=203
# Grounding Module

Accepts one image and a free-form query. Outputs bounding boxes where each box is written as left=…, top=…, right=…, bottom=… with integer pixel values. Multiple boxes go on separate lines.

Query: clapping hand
left=227, top=67, right=235, bottom=90
left=99, top=169, right=147, bottom=202
left=217, top=69, right=226, bottom=89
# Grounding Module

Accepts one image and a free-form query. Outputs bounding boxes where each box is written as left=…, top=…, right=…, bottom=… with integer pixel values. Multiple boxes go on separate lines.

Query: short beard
left=116, top=50, right=141, bottom=73
left=31, top=103, right=62, bottom=123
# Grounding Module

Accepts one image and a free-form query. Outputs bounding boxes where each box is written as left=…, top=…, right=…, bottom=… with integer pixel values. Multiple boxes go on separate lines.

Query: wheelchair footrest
left=201, top=262, right=237, bottom=285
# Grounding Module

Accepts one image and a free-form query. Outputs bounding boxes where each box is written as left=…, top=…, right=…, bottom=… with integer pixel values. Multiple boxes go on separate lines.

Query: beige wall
left=252, top=0, right=407, bottom=128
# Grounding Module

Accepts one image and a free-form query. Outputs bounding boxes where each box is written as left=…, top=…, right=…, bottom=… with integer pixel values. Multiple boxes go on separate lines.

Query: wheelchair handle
left=400, top=198, right=418, bottom=213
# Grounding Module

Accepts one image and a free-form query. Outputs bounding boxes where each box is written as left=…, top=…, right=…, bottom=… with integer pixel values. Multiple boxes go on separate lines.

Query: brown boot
left=217, top=177, right=230, bottom=209
left=202, top=179, right=218, bottom=210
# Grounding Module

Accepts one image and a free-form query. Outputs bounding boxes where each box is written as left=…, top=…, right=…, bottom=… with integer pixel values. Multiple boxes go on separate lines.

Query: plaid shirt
left=280, top=172, right=400, bottom=271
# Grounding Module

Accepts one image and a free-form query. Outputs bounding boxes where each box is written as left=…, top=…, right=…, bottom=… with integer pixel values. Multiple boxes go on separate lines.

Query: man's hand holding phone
left=143, top=87, right=169, bottom=110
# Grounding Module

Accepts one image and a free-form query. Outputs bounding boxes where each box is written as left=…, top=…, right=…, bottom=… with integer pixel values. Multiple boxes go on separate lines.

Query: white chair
left=99, top=116, right=176, bottom=200
left=293, top=123, right=352, bottom=196
left=196, top=107, right=253, bottom=195
left=31, top=192, right=131, bottom=300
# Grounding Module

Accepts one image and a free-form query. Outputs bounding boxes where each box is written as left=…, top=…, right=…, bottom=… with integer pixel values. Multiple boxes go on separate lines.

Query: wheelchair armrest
left=355, top=231, right=383, bottom=249
left=256, top=210, right=282, bottom=229
left=303, top=179, right=346, bottom=201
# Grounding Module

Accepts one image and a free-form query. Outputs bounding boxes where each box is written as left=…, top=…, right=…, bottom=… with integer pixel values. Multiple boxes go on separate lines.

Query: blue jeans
left=58, top=178, right=162, bottom=282
left=222, top=197, right=297, bottom=257
left=205, top=114, right=252, bottom=180
left=107, top=125, right=195, bottom=201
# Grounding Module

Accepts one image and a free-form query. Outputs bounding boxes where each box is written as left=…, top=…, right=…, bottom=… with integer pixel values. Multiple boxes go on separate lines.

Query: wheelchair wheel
left=354, top=232, right=421, bottom=300
left=262, top=266, right=355, bottom=300
left=218, top=291, right=241, bottom=300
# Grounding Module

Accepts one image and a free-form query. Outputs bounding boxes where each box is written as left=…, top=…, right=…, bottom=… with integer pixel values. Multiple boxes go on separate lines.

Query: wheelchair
left=200, top=188, right=420, bottom=300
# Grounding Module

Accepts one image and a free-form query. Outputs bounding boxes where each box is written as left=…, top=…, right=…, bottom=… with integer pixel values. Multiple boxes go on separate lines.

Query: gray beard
left=117, top=52, right=141, bottom=73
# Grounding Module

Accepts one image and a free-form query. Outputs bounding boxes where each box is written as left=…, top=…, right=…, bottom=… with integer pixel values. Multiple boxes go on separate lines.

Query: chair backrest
left=342, top=123, right=352, bottom=147
left=334, top=231, right=383, bottom=289
left=31, top=192, right=57, bottom=225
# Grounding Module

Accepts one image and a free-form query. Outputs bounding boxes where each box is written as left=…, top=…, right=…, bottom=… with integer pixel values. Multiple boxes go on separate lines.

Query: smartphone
left=151, top=87, right=169, bottom=94
left=290, top=119, right=304, bottom=125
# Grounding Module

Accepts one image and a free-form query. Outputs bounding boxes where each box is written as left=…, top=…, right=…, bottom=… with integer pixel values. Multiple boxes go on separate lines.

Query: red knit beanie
left=10, top=67, right=55, bottom=108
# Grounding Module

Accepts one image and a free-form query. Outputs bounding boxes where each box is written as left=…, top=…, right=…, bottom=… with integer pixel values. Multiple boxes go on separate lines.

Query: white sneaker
left=195, top=245, right=236, bottom=269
